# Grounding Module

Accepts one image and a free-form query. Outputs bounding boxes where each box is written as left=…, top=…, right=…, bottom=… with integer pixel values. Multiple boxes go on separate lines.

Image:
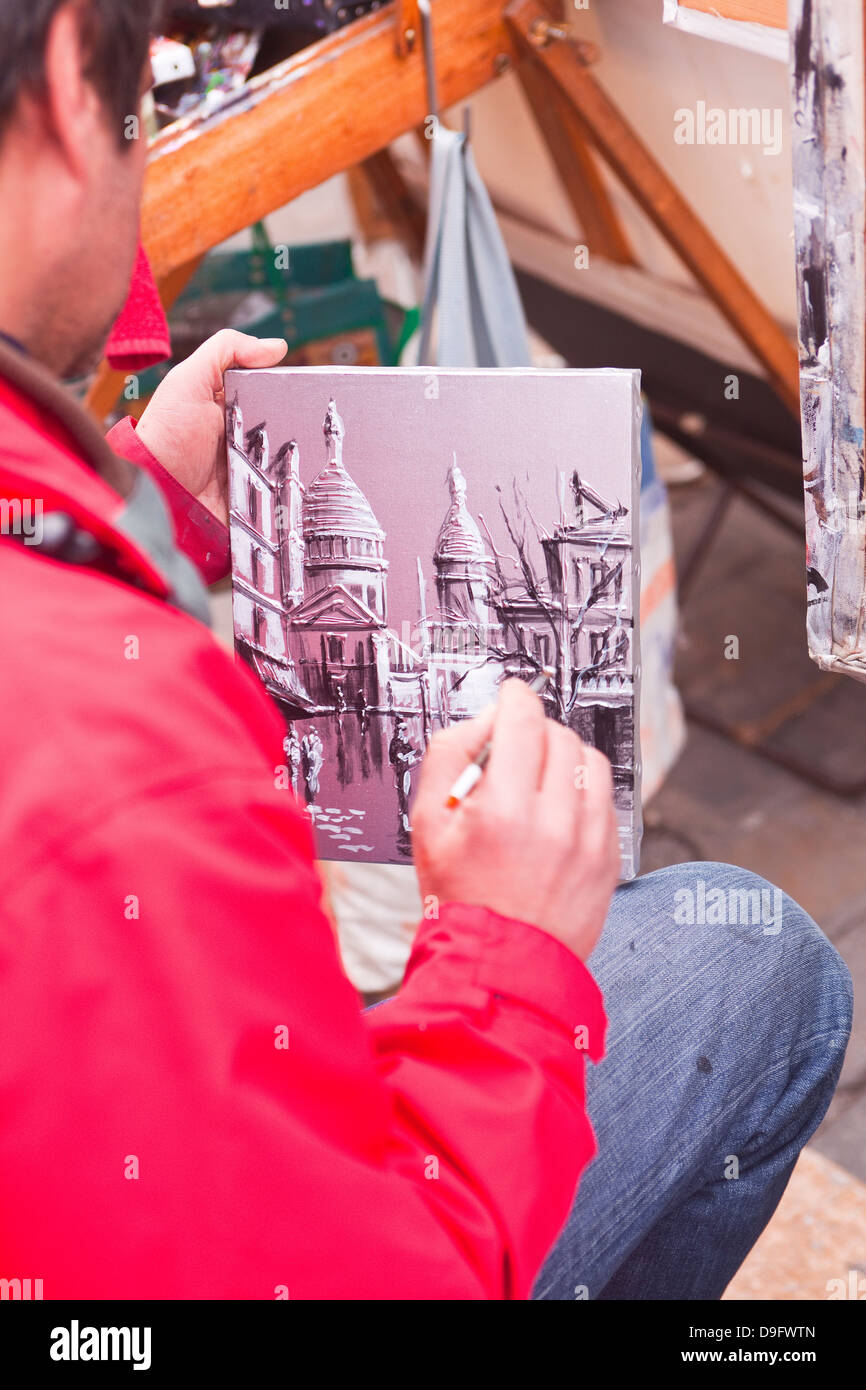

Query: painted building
left=499, top=473, right=635, bottom=786
left=287, top=399, right=424, bottom=714
left=228, top=396, right=313, bottom=711
left=230, top=397, right=425, bottom=723
left=424, top=459, right=504, bottom=724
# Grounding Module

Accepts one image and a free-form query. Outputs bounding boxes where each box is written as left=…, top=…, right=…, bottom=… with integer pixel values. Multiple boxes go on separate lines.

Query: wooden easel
left=86, top=0, right=799, bottom=421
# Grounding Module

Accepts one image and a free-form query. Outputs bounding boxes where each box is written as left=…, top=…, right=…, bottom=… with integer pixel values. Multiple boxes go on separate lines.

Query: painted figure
left=389, top=718, right=416, bottom=833
left=282, top=722, right=302, bottom=796
left=355, top=689, right=370, bottom=734
left=301, top=729, right=324, bottom=804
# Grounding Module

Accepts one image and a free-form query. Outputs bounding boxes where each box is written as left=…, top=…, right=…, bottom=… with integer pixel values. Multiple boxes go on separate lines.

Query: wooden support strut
left=356, top=150, right=428, bottom=261
left=516, top=52, right=636, bottom=266
left=507, top=0, right=801, bottom=415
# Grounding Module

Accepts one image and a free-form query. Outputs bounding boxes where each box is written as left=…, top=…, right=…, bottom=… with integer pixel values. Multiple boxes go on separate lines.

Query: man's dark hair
left=0, top=0, right=163, bottom=146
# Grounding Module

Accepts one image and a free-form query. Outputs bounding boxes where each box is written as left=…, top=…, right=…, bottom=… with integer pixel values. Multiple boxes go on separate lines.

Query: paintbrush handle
left=445, top=742, right=490, bottom=807
left=444, top=667, right=554, bottom=807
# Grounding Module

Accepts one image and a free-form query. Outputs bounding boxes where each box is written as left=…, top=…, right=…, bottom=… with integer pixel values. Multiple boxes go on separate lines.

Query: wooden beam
left=142, top=0, right=517, bottom=284
left=678, top=0, right=785, bottom=27
left=507, top=0, right=801, bottom=415
left=517, top=54, right=636, bottom=265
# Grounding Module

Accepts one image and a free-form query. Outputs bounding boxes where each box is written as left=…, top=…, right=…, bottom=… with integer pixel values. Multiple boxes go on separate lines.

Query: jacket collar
left=0, top=335, right=137, bottom=498
left=0, top=336, right=209, bottom=622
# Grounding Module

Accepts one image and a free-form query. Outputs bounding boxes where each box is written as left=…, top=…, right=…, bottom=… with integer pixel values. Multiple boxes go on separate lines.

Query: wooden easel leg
left=517, top=54, right=636, bottom=265
left=353, top=149, right=428, bottom=262
left=507, top=0, right=801, bottom=415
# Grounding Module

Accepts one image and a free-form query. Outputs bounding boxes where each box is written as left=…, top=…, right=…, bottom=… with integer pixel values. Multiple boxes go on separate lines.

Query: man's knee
left=599, top=861, right=852, bottom=1040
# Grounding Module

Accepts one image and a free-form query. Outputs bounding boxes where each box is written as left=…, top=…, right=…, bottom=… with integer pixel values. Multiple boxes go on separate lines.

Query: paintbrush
left=444, top=666, right=556, bottom=809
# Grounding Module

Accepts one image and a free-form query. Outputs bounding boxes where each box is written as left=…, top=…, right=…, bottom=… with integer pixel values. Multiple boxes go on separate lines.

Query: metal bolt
left=529, top=18, right=572, bottom=47
left=527, top=20, right=598, bottom=65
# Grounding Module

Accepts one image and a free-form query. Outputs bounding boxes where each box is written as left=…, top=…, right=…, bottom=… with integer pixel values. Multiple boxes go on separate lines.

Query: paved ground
left=645, top=470, right=866, bottom=1182
left=724, top=1148, right=866, bottom=1300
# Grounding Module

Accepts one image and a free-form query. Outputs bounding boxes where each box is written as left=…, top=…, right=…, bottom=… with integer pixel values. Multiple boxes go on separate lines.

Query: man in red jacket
left=0, top=0, right=852, bottom=1301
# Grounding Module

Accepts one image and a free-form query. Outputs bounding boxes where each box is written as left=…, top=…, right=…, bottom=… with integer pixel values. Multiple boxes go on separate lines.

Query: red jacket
left=0, top=348, right=606, bottom=1300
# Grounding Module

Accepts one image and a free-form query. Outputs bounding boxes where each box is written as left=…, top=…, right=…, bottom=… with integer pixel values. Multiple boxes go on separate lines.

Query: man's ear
left=41, top=3, right=106, bottom=180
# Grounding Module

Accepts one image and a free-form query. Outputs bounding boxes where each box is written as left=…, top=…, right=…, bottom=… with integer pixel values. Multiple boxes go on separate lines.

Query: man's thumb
left=194, top=330, right=287, bottom=379
left=226, top=333, right=288, bottom=369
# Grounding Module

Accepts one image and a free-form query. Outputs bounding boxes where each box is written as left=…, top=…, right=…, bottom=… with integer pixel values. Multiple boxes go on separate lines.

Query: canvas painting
left=789, top=0, right=866, bottom=681
left=225, top=367, right=642, bottom=878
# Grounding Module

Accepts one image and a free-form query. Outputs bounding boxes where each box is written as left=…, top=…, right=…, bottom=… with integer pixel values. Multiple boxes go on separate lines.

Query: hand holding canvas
left=135, top=330, right=287, bottom=526
left=412, top=679, right=621, bottom=962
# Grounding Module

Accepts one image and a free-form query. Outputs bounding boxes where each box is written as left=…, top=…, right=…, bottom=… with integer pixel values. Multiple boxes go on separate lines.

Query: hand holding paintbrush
left=445, top=667, right=557, bottom=808
left=411, top=677, right=621, bottom=963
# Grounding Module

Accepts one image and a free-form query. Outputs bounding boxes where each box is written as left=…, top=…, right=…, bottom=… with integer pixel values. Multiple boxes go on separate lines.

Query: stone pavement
left=724, top=1147, right=866, bottom=1300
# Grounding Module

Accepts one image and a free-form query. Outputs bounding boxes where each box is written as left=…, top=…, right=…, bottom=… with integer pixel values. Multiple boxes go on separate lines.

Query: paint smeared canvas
left=790, top=0, right=866, bottom=678
left=225, top=367, right=642, bottom=877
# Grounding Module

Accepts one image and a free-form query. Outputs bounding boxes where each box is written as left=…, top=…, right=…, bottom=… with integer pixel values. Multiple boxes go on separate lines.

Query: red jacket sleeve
left=4, top=768, right=606, bottom=1299
left=107, top=415, right=230, bottom=585
left=365, top=905, right=607, bottom=1297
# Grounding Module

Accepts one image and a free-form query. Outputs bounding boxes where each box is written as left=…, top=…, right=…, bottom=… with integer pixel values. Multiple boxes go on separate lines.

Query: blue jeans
left=533, top=862, right=853, bottom=1300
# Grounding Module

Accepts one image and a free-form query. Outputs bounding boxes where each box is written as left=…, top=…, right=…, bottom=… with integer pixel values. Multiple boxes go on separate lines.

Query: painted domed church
left=286, top=399, right=422, bottom=711
left=296, top=398, right=389, bottom=625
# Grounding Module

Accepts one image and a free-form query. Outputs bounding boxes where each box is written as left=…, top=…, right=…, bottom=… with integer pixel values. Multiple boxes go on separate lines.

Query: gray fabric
left=115, top=469, right=212, bottom=627
left=417, top=125, right=531, bottom=369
